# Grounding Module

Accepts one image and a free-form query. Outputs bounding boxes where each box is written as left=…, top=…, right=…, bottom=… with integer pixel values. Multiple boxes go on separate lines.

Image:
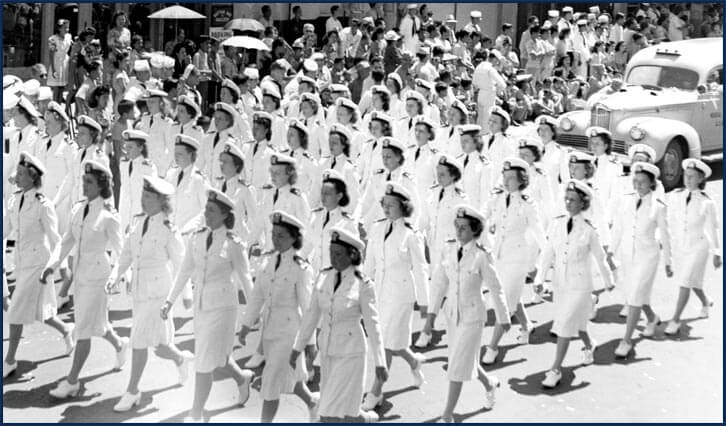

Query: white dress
left=47, top=33, right=73, bottom=87
left=118, top=156, right=158, bottom=233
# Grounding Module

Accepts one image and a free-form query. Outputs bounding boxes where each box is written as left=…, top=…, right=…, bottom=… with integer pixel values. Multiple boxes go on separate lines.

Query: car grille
left=591, top=106, right=610, bottom=128
left=556, top=134, right=627, bottom=154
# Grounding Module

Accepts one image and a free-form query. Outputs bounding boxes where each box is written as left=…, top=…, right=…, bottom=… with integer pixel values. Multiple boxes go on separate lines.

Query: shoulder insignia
left=293, top=255, right=310, bottom=266
left=215, top=176, right=224, bottom=180
left=402, top=171, right=412, bottom=179
left=290, top=187, right=301, bottom=196
left=262, top=184, right=274, bottom=190
left=134, top=212, right=145, bottom=218
left=555, top=214, right=567, bottom=219
left=237, top=177, right=249, bottom=186
left=583, top=218, right=596, bottom=228
left=521, top=193, right=531, bottom=201
left=13, top=189, right=22, bottom=194
left=701, top=191, right=711, bottom=199
left=141, top=159, right=152, bottom=166
left=407, top=144, right=417, bottom=149
left=341, top=211, right=353, bottom=220
left=479, top=154, right=490, bottom=164
left=403, top=222, right=415, bottom=231
left=656, top=198, right=666, bottom=206
left=103, top=202, right=117, bottom=213
left=375, top=168, right=385, bottom=174
left=375, top=218, right=387, bottom=223
left=430, top=184, right=440, bottom=189
left=491, top=187, right=504, bottom=194
left=456, top=153, right=465, bottom=159
left=261, top=249, right=275, bottom=256
left=194, top=227, right=209, bottom=234
left=312, top=207, right=324, bottom=213
left=609, top=157, right=618, bottom=164
left=534, top=166, right=545, bottom=175
left=430, top=147, right=439, bottom=154
left=194, top=170, right=204, bottom=176
left=354, top=269, right=372, bottom=283
left=35, top=192, right=46, bottom=201
left=476, top=243, right=491, bottom=253
left=674, top=188, right=685, bottom=192
left=445, top=238, right=457, bottom=244
left=226, top=231, right=243, bottom=244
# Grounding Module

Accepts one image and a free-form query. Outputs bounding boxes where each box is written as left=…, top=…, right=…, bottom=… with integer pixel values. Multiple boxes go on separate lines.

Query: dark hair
left=520, top=145, right=542, bottom=162
left=442, top=163, right=462, bottom=182
left=558, top=28, right=571, bottom=40
left=16, top=105, right=38, bottom=126
left=179, top=102, right=197, bottom=118
left=88, top=85, right=111, bottom=109
left=129, top=138, right=149, bottom=158
left=232, top=74, right=249, bottom=86
left=387, top=76, right=401, bottom=94
left=254, top=118, right=273, bottom=141
left=111, top=11, right=127, bottom=28
left=276, top=223, right=304, bottom=249
left=131, top=35, right=143, bottom=48
left=222, top=87, right=240, bottom=104
left=330, top=5, right=339, bottom=14
left=163, top=78, right=179, bottom=95
left=284, top=164, right=298, bottom=186
left=406, top=98, right=424, bottom=115
left=384, top=146, right=405, bottom=166
left=513, top=169, right=530, bottom=190
left=222, top=151, right=244, bottom=174
left=179, top=144, right=198, bottom=163
left=117, top=99, right=135, bottom=117
left=325, top=179, right=350, bottom=207
left=372, top=91, right=391, bottom=112
left=290, top=126, right=309, bottom=150
left=468, top=217, right=484, bottom=238
left=568, top=188, right=591, bottom=211
left=112, top=50, right=129, bottom=70
left=264, top=93, right=281, bottom=110
left=592, top=133, right=613, bottom=155
left=22, top=164, right=43, bottom=188
left=349, top=247, right=363, bottom=266
left=210, top=202, right=236, bottom=229
left=83, top=60, right=102, bottom=74
left=86, top=169, right=114, bottom=199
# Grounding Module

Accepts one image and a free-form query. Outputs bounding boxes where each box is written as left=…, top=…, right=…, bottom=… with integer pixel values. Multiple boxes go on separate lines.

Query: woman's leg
left=551, top=337, right=571, bottom=371
left=126, top=348, right=148, bottom=394
left=369, top=349, right=393, bottom=397
left=101, top=324, right=123, bottom=351
left=514, top=303, right=531, bottom=331
left=476, top=365, right=496, bottom=391
left=44, top=315, right=71, bottom=336
left=397, top=348, right=419, bottom=369
left=222, top=355, right=247, bottom=385
left=692, top=288, right=709, bottom=306
left=642, top=305, right=656, bottom=323
left=487, top=323, right=505, bottom=350
left=578, top=330, right=593, bottom=349
left=67, top=339, right=91, bottom=384
left=442, top=381, right=463, bottom=420
left=156, top=344, right=185, bottom=365
left=189, top=372, right=214, bottom=420
left=5, top=324, right=23, bottom=364
left=260, top=399, right=279, bottom=423
left=623, top=306, right=643, bottom=344
left=672, top=287, right=691, bottom=322
left=293, top=381, right=316, bottom=407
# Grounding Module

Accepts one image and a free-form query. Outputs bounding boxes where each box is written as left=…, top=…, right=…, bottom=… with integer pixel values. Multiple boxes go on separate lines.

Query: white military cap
left=589, top=6, right=600, bottom=14
left=535, top=114, right=558, bottom=128
left=631, top=161, right=660, bottom=179
left=457, top=124, right=482, bottom=135
left=371, top=85, right=391, bottom=97
left=222, top=141, right=245, bottom=162
left=562, top=6, right=574, bottom=13
left=454, top=204, right=485, bottom=226
left=214, top=102, right=239, bottom=125
left=417, top=45, right=431, bottom=56
left=208, top=188, right=236, bottom=210
left=437, top=153, right=463, bottom=173
left=322, top=168, right=347, bottom=187
left=451, top=99, right=469, bottom=115
left=502, top=157, right=529, bottom=172
left=405, top=90, right=426, bottom=105
left=569, top=150, right=595, bottom=164
left=628, top=143, right=656, bottom=162
left=18, top=151, right=46, bottom=175
left=384, top=182, right=412, bottom=201
left=3, top=75, right=22, bottom=91
left=414, top=114, right=437, bottom=130
left=270, top=153, right=297, bottom=166
left=470, top=10, right=482, bottom=18
left=336, top=97, right=358, bottom=112
left=518, top=137, right=544, bottom=153
left=133, top=60, right=150, bottom=73
left=23, top=79, right=40, bottom=97
left=83, top=159, right=112, bottom=178
left=221, top=78, right=241, bottom=98
left=271, top=210, right=305, bottom=231
left=445, top=14, right=457, bottom=23
left=330, top=226, right=365, bottom=252
left=311, top=52, right=326, bottom=61
left=77, top=115, right=102, bottom=133
left=298, top=75, right=318, bottom=89
left=682, top=158, right=712, bottom=178
left=178, top=94, right=201, bottom=117
left=548, top=10, right=560, bottom=18
left=243, top=67, right=260, bottom=79
left=38, top=86, right=53, bottom=102
left=586, top=126, right=612, bottom=139
left=542, top=21, right=553, bottom=30
left=47, top=101, right=70, bottom=122
left=252, top=110, right=274, bottom=123
left=565, top=179, right=593, bottom=199
left=598, top=15, right=610, bottom=24
left=3, top=92, right=19, bottom=110
left=369, top=111, right=394, bottom=128
left=149, top=54, right=165, bottom=68
left=144, top=88, right=168, bottom=98
left=262, top=84, right=282, bottom=100
left=489, top=105, right=511, bottom=126
left=288, top=119, right=310, bottom=138
left=384, top=30, right=401, bottom=41
left=415, top=78, right=435, bottom=91
left=387, top=72, right=403, bottom=89
left=302, top=59, right=318, bottom=73
left=407, top=4, right=418, bottom=10
left=122, top=129, right=150, bottom=143
left=17, top=96, right=40, bottom=117
left=329, top=83, right=350, bottom=94
left=175, top=134, right=201, bottom=151
left=300, top=92, right=321, bottom=106
left=381, top=136, right=406, bottom=153
left=143, top=175, right=175, bottom=195
left=329, top=123, right=352, bottom=142
left=576, top=19, right=588, bottom=26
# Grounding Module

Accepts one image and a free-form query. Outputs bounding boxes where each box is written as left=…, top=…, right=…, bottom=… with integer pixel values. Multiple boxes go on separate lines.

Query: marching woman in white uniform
left=665, top=159, right=722, bottom=335
left=306, top=169, right=360, bottom=276
left=199, top=102, right=240, bottom=181
left=358, top=111, right=394, bottom=191
left=290, top=227, right=388, bottom=422
left=215, top=141, right=257, bottom=242
left=611, top=162, right=672, bottom=357
left=106, top=176, right=193, bottom=412
left=163, top=189, right=255, bottom=422
left=423, top=205, right=511, bottom=420
left=434, top=99, right=468, bottom=157
left=118, top=130, right=158, bottom=233
left=518, top=137, right=556, bottom=228
left=239, top=211, right=319, bottom=422
left=298, top=93, right=327, bottom=160
left=165, top=134, right=209, bottom=235
left=615, top=144, right=665, bottom=201
left=242, top=111, right=277, bottom=190
left=482, top=158, right=546, bottom=364
left=587, top=126, right=623, bottom=212
left=534, top=180, right=615, bottom=388
left=3, top=153, right=74, bottom=378
left=361, top=183, right=429, bottom=411
left=406, top=115, right=440, bottom=204
left=535, top=115, right=570, bottom=198
left=333, top=97, right=368, bottom=160
left=42, top=161, right=127, bottom=398
left=315, top=124, right=362, bottom=215
left=483, top=106, right=517, bottom=175
left=282, top=119, right=318, bottom=203
left=457, top=124, right=494, bottom=212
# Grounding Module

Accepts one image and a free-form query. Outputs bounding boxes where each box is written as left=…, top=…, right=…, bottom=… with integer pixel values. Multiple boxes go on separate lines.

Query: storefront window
left=3, top=3, right=42, bottom=67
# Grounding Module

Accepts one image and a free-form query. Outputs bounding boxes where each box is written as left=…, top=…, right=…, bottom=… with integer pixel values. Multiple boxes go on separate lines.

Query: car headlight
left=560, top=117, right=574, bottom=132
left=629, top=126, right=646, bottom=141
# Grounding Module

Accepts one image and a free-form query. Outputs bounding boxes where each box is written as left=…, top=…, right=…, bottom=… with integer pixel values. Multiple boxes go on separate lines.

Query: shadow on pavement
left=508, top=366, right=591, bottom=396
left=662, top=317, right=707, bottom=342
left=57, top=384, right=179, bottom=423
left=592, top=338, right=653, bottom=366
left=591, top=303, right=628, bottom=325
left=3, top=354, right=75, bottom=385
left=108, top=308, right=132, bottom=323
left=3, top=370, right=117, bottom=410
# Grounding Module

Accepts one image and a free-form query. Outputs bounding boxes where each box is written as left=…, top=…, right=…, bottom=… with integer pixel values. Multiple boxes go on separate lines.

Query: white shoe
left=3, top=361, right=17, bottom=379
left=700, top=300, right=714, bottom=318
left=63, top=324, right=75, bottom=356
left=360, top=410, right=379, bottom=423
left=411, top=353, right=426, bottom=388
left=49, top=379, right=80, bottom=398
left=530, top=292, right=544, bottom=304
left=619, top=305, right=629, bottom=317
left=361, top=392, right=383, bottom=411
left=481, top=347, right=498, bottom=365
left=664, top=320, right=681, bottom=335
left=542, top=369, right=561, bottom=388
left=614, top=340, right=632, bottom=358
left=516, top=326, right=533, bottom=345
left=641, top=316, right=660, bottom=337
left=414, top=331, right=432, bottom=348
left=115, top=337, right=129, bottom=370
left=183, top=416, right=204, bottom=423
left=177, top=351, right=193, bottom=384
left=238, top=370, right=254, bottom=406
left=483, top=376, right=500, bottom=409
left=245, top=352, right=265, bottom=369
left=581, top=340, right=596, bottom=365
left=308, top=391, right=321, bottom=422
left=113, top=392, right=141, bottom=412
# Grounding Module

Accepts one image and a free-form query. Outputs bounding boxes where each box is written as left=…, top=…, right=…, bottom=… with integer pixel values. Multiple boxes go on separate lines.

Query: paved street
left=3, top=162, right=723, bottom=423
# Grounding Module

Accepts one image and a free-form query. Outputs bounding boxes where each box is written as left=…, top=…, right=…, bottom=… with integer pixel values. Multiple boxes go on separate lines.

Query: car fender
left=558, top=110, right=591, bottom=134
left=614, top=116, right=701, bottom=161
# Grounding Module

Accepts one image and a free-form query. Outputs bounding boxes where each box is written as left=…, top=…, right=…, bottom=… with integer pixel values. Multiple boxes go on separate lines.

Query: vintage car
left=556, top=37, right=723, bottom=190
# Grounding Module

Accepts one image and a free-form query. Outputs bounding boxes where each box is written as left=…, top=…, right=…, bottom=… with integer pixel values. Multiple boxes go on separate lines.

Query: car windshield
left=626, top=65, right=700, bottom=91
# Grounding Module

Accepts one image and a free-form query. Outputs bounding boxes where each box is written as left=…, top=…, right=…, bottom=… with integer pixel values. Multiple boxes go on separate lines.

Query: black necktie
left=142, top=216, right=150, bottom=236
left=594, top=158, right=599, bottom=168
left=18, top=132, right=23, bottom=145
left=221, top=180, right=228, bottom=193
left=384, top=222, right=393, bottom=240
left=213, top=132, right=220, bottom=148
left=331, top=157, right=337, bottom=169
left=273, top=189, right=279, bottom=204
left=449, top=127, right=454, bottom=137
left=415, top=147, right=421, bottom=160
left=83, top=203, right=90, bottom=220
left=206, top=231, right=213, bottom=251
left=457, top=246, right=463, bottom=262
left=177, top=170, right=184, bottom=186
left=323, top=211, right=330, bottom=228
left=386, top=172, right=391, bottom=181
left=149, top=115, right=154, bottom=129
left=686, top=193, right=692, bottom=205
left=506, top=194, right=511, bottom=208
left=180, top=124, right=184, bottom=135
left=18, top=194, right=25, bottom=211
left=81, top=148, right=87, bottom=161
left=439, top=188, right=445, bottom=201
left=46, top=138, right=52, bottom=151
left=408, top=118, right=413, bottom=130
left=567, top=217, right=573, bottom=234
left=334, top=271, right=342, bottom=292
left=412, top=18, right=417, bottom=37
left=636, top=198, right=642, bottom=210
left=128, top=160, right=133, bottom=176
left=253, top=143, right=260, bottom=157
left=275, top=253, right=281, bottom=270
left=464, top=154, right=469, bottom=168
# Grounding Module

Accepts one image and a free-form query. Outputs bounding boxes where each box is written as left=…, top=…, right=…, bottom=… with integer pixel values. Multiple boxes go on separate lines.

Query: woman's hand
left=665, top=264, right=674, bottom=278
left=714, top=254, right=722, bottom=269
left=375, top=366, right=389, bottom=383
left=289, top=350, right=301, bottom=370
left=39, top=267, right=54, bottom=284
left=160, top=301, right=172, bottom=320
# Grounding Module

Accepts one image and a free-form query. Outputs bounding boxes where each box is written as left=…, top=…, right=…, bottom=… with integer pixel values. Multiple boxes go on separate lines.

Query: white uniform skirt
left=623, top=248, right=660, bottom=307
left=674, top=240, right=709, bottom=289
left=131, top=296, right=175, bottom=349
left=319, top=353, right=365, bottom=418
left=552, top=289, right=592, bottom=338
left=496, top=259, right=529, bottom=314
left=261, top=334, right=308, bottom=400
left=378, top=300, right=413, bottom=351
left=74, top=281, right=110, bottom=340
left=8, top=264, right=57, bottom=325
left=194, top=306, right=237, bottom=373
left=445, top=312, right=484, bottom=382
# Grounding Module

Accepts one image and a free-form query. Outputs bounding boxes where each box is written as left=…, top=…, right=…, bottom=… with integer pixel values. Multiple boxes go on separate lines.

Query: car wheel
left=658, top=138, right=684, bottom=191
